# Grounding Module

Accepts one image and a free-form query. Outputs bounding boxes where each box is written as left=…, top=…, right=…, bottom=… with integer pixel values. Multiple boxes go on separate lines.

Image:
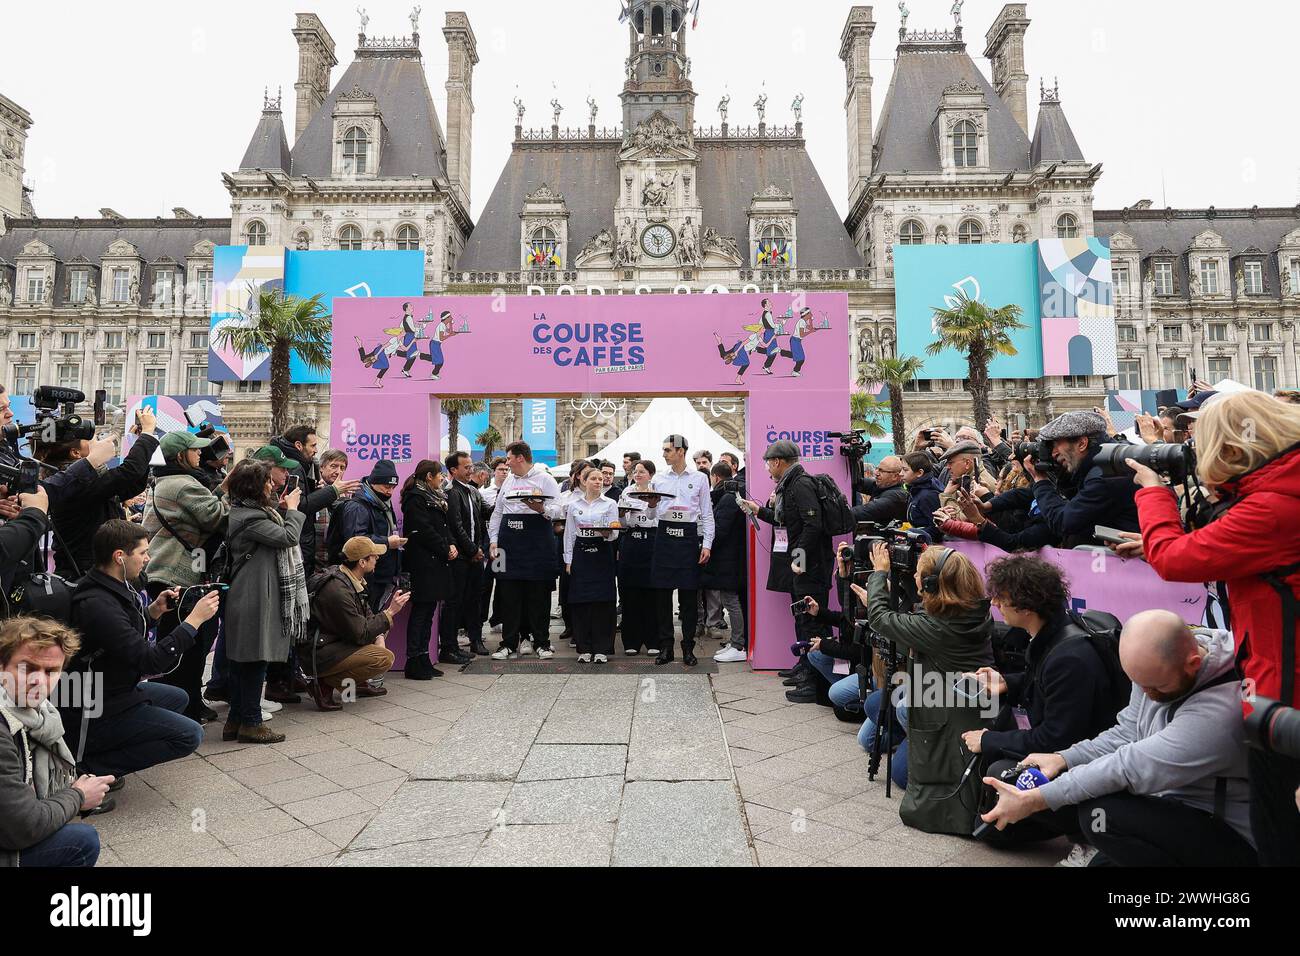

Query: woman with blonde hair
left=1127, top=389, right=1300, bottom=866
left=846, top=542, right=994, bottom=834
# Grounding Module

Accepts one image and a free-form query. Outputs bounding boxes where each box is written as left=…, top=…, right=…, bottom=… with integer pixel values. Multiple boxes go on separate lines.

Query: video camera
left=1094, top=441, right=1197, bottom=484
left=1245, top=698, right=1300, bottom=760
left=848, top=520, right=927, bottom=621
left=829, top=430, right=872, bottom=461
left=1, top=386, right=101, bottom=450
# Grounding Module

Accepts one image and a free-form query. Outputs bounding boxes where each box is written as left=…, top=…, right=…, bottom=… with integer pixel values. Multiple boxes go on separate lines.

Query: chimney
left=443, top=12, right=479, bottom=212
left=292, top=13, right=337, bottom=141
left=984, top=4, right=1031, bottom=136
left=839, top=7, right=876, bottom=215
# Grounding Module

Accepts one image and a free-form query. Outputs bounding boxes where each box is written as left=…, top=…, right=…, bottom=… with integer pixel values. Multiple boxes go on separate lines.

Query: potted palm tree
left=214, top=289, right=332, bottom=438
left=859, top=355, right=925, bottom=453
left=926, top=291, right=1027, bottom=429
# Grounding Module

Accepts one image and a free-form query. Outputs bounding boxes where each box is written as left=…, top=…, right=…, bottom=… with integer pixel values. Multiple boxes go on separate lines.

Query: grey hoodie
left=1038, top=628, right=1253, bottom=847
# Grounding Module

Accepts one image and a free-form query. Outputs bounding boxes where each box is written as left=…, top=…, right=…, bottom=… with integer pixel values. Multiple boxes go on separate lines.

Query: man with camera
left=742, top=441, right=834, bottom=658
left=852, top=455, right=908, bottom=526
left=0, top=484, right=50, bottom=595
left=62, top=520, right=220, bottom=784
left=980, top=610, right=1255, bottom=866
left=1028, top=411, right=1139, bottom=548
left=35, top=406, right=160, bottom=581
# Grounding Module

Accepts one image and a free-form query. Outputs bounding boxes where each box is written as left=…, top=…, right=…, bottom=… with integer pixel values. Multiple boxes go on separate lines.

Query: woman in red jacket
left=1127, top=389, right=1300, bottom=866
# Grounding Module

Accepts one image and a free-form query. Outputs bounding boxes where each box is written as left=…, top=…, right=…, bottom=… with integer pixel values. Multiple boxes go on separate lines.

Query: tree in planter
left=859, top=356, right=926, bottom=453
left=476, top=424, right=503, bottom=461
left=926, top=291, right=1026, bottom=429
left=442, top=399, right=486, bottom=457
left=214, top=289, right=332, bottom=439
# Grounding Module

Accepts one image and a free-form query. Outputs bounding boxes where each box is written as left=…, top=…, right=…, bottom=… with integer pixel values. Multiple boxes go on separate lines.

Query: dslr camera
left=1245, top=698, right=1300, bottom=760
left=1012, top=439, right=1057, bottom=474
left=1093, top=441, right=1196, bottom=484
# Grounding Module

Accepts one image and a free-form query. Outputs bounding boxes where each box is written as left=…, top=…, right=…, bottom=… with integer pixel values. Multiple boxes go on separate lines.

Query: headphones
left=921, top=547, right=954, bottom=595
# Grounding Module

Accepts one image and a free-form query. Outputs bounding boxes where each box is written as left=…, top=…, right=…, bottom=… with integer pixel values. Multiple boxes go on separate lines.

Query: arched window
left=651, top=4, right=665, bottom=36
left=1056, top=214, right=1080, bottom=239
left=395, top=225, right=420, bottom=251
left=761, top=224, right=787, bottom=242
left=671, top=8, right=681, bottom=32
left=342, top=127, right=369, bottom=176
left=246, top=220, right=267, bottom=246
left=952, top=120, right=978, bottom=167
left=757, top=224, right=793, bottom=268
left=526, top=226, right=561, bottom=268
left=899, top=220, right=925, bottom=245
left=337, top=224, right=363, bottom=251
left=958, top=220, right=984, bottom=245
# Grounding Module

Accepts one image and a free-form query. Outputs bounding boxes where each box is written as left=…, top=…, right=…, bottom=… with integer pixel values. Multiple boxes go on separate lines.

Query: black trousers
left=480, top=563, right=500, bottom=626
left=407, top=600, right=439, bottom=661
left=979, top=759, right=1258, bottom=866
left=147, top=582, right=218, bottom=717
left=573, top=602, right=616, bottom=656
left=620, top=584, right=659, bottom=653
left=655, top=588, right=698, bottom=651
left=498, top=578, right=554, bottom=651
left=1249, top=748, right=1300, bottom=866
left=793, top=588, right=831, bottom=645
left=439, top=560, right=484, bottom=650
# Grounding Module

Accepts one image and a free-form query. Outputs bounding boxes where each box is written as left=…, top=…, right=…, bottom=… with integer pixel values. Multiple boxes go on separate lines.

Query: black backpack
left=805, top=473, right=856, bottom=537
left=1059, top=609, right=1131, bottom=721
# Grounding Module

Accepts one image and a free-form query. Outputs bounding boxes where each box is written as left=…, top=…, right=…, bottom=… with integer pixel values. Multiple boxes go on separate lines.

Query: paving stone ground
left=89, top=620, right=1069, bottom=867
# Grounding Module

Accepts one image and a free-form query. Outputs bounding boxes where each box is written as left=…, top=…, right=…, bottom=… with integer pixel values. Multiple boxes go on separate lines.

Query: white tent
left=555, top=398, right=745, bottom=475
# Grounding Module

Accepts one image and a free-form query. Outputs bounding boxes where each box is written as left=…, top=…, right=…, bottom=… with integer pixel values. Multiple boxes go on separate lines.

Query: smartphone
left=94, top=390, right=107, bottom=427
left=960, top=474, right=972, bottom=494
left=283, top=475, right=300, bottom=494
left=1000, top=428, right=1008, bottom=441
left=789, top=596, right=813, bottom=615
left=1094, top=526, right=1131, bottom=546
left=952, top=675, right=984, bottom=703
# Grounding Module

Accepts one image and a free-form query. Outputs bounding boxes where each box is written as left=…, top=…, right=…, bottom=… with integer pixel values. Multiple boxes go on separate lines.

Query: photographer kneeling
left=1128, top=389, right=1300, bottom=866
left=1030, top=411, right=1139, bottom=548
left=862, top=542, right=994, bottom=834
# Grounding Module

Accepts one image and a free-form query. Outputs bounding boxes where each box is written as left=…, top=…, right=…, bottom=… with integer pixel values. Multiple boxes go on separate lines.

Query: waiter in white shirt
left=647, top=435, right=714, bottom=667
left=564, top=463, right=621, bottom=663
left=478, top=457, right=510, bottom=630
left=489, top=442, right=563, bottom=660
left=616, top=459, right=661, bottom=657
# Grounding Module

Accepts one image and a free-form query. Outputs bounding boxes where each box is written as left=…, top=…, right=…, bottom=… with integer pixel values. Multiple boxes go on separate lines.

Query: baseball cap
left=252, top=445, right=294, bottom=469
left=160, top=431, right=212, bottom=459
left=342, top=536, right=387, bottom=561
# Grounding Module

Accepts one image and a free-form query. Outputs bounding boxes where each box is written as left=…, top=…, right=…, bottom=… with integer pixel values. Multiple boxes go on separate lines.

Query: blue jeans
left=228, top=660, right=269, bottom=728
left=79, top=682, right=202, bottom=778
left=858, top=689, right=909, bottom=790
left=828, top=673, right=864, bottom=710
left=18, top=823, right=100, bottom=868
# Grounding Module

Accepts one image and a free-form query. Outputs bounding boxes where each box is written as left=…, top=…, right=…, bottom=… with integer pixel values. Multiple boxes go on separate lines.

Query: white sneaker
left=594, top=654, right=609, bottom=664
left=577, top=654, right=593, bottom=664
left=261, top=710, right=274, bottom=722
left=518, top=640, right=534, bottom=657
left=491, top=647, right=515, bottom=660
left=536, top=647, right=555, bottom=660
left=1055, top=844, right=1099, bottom=868
left=714, top=646, right=748, bottom=663
left=260, top=698, right=283, bottom=713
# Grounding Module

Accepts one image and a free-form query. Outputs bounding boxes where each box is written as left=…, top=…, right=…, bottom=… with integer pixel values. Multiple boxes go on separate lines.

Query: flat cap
left=1039, top=411, right=1108, bottom=441
left=939, top=440, right=983, bottom=462
left=762, top=440, right=800, bottom=462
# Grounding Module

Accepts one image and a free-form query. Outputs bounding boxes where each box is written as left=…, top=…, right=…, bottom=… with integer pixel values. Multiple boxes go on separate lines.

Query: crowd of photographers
left=1, top=375, right=1298, bottom=868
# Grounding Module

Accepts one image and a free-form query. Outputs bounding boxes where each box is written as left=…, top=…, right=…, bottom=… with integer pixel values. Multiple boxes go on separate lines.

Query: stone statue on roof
left=951, top=0, right=963, bottom=27
left=791, top=93, right=804, bottom=123
left=718, top=93, right=730, bottom=124
left=513, top=96, right=526, bottom=125
left=754, top=91, right=767, bottom=123
left=587, top=96, right=598, bottom=126
left=357, top=7, right=369, bottom=35
left=410, top=5, right=421, bottom=34
left=551, top=98, right=563, bottom=126
left=899, top=2, right=909, bottom=31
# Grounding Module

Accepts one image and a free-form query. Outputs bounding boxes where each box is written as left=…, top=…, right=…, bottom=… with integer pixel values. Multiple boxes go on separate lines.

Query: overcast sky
left=7, top=0, right=1298, bottom=222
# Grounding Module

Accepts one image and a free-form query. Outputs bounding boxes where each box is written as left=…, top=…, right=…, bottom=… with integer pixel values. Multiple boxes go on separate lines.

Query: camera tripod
left=862, top=568, right=913, bottom=798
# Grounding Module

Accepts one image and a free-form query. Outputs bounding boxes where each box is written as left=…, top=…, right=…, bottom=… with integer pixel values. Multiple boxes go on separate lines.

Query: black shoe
left=832, top=704, right=867, bottom=724
left=188, top=704, right=219, bottom=724
left=439, top=648, right=473, bottom=666
left=785, top=685, right=817, bottom=703
left=683, top=649, right=698, bottom=668
left=82, top=796, right=116, bottom=818
left=404, top=655, right=443, bottom=681
left=107, top=775, right=127, bottom=793
left=469, top=640, right=491, bottom=657
left=655, top=648, right=675, bottom=666
left=782, top=675, right=804, bottom=687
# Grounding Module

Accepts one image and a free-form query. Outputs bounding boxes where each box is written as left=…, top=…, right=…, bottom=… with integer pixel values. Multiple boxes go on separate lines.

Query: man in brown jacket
left=307, top=537, right=409, bottom=710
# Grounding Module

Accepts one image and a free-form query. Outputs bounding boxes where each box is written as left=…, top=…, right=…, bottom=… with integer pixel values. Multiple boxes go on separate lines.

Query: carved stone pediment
left=104, top=239, right=141, bottom=259
left=1190, top=229, right=1226, bottom=251
left=621, top=111, right=693, bottom=158
left=189, top=239, right=216, bottom=257
left=525, top=183, right=564, bottom=204
left=19, top=239, right=55, bottom=258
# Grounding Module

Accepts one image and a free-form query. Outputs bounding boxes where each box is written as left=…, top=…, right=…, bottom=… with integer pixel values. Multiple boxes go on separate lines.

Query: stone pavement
left=88, top=628, right=1068, bottom=867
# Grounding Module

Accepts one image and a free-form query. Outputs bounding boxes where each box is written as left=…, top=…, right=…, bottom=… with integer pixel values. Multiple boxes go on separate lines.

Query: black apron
left=651, top=520, right=701, bottom=591
left=569, top=537, right=617, bottom=604
left=498, top=512, right=559, bottom=582
left=618, top=527, right=656, bottom=582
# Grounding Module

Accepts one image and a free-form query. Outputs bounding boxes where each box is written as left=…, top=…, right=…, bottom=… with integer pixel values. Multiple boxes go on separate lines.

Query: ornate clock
left=641, top=224, right=676, bottom=259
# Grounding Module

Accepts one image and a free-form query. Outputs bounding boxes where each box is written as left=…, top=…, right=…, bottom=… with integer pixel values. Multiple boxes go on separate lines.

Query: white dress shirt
left=650, top=466, right=715, bottom=549
left=563, top=495, right=621, bottom=564
left=488, top=465, right=563, bottom=544
left=616, top=488, right=659, bottom=529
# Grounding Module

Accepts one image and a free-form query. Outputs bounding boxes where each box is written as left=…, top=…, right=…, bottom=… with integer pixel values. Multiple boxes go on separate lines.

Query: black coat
left=446, top=480, right=488, bottom=562
left=977, top=487, right=1060, bottom=553
left=758, top=463, right=833, bottom=596
left=332, top=483, right=400, bottom=584
left=271, top=436, right=338, bottom=574
left=700, top=486, right=745, bottom=592
left=50, top=433, right=159, bottom=580
left=852, top=483, right=909, bottom=527
left=980, top=610, right=1119, bottom=761
left=1033, top=445, right=1140, bottom=546
left=0, top=507, right=48, bottom=592
left=62, top=569, right=197, bottom=742
left=905, top=472, right=944, bottom=543
left=400, top=485, right=454, bottom=602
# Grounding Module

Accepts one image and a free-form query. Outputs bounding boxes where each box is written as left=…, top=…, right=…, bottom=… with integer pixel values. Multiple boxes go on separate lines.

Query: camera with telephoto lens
left=1244, top=698, right=1300, bottom=760
left=1093, top=441, right=1197, bottom=484
left=0, top=448, right=40, bottom=496
left=1012, top=439, right=1057, bottom=474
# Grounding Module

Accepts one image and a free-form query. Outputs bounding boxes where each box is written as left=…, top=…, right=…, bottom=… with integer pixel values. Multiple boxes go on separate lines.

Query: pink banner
left=329, top=293, right=853, bottom=671
left=946, top=540, right=1207, bottom=625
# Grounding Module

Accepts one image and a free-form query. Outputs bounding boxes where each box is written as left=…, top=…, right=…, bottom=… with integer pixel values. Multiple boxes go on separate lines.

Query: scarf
left=267, top=507, right=310, bottom=647
left=0, top=683, right=76, bottom=799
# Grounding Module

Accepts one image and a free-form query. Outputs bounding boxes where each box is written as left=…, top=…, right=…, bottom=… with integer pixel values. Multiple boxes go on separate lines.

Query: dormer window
left=1154, top=261, right=1174, bottom=295
left=899, top=220, right=924, bottom=245
left=952, top=120, right=978, bottom=167
left=246, top=220, right=268, bottom=246
left=26, top=270, right=46, bottom=303
left=342, top=127, right=369, bottom=176
left=1244, top=261, right=1264, bottom=295
left=525, top=226, right=561, bottom=268
left=1199, top=259, right=1219, bottom=295
left=1056, top=214, right=1080, bottom=239
left=70, top=270, right=89, bottom=304
left=338, top=225, right=364, bottom=251
left=958, top=220, right=984, bottom=245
